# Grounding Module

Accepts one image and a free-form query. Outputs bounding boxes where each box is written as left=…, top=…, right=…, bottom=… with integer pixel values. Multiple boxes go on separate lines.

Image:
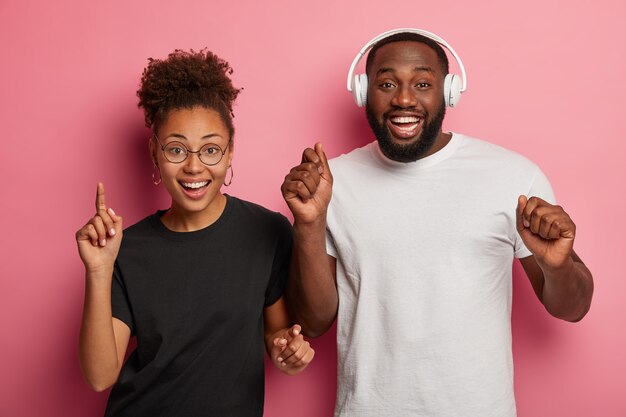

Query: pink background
left=1, top=1, right=624, bottom=416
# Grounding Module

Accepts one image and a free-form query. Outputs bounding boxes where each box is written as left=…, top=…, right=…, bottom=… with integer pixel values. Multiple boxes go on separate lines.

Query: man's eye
left=416, top=83, right=430, bottom=88
left=380, top=82, right=395, bottom=89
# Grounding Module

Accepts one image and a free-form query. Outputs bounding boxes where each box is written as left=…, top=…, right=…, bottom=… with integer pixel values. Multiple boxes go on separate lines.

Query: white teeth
left=181, top=181, right=208, bottom=189
left=390, top=116, right=420, bottom=124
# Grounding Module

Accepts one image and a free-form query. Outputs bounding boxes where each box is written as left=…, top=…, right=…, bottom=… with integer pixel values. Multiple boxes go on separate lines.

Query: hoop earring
left=224, top=165, right=233, bottom=187
left=152, top=163, right=162, bottom=185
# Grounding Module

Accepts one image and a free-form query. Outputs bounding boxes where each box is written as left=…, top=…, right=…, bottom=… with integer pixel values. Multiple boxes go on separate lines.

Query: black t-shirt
left=105, top=195, right=292, bottom=417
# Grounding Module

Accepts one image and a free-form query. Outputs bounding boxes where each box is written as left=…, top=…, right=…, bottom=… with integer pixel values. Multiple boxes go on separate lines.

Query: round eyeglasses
left=154, top=135, right=229, bottom=166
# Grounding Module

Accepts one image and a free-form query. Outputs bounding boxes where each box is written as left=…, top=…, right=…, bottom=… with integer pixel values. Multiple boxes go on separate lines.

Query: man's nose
left=391, top=85, right=418, bottom=108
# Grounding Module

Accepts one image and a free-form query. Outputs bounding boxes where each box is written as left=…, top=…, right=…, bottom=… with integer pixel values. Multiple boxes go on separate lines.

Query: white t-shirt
left=326, top=133, right=554, bottom=417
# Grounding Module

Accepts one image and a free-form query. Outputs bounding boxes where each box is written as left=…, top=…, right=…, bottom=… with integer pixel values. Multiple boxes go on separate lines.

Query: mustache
left=383, top=107, right=426, bottom=119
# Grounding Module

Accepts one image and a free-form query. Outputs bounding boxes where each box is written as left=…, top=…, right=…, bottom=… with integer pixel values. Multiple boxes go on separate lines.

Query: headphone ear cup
left=352, top=73, right=368, bottom=107
left=444, top=74, right=462, bottom=107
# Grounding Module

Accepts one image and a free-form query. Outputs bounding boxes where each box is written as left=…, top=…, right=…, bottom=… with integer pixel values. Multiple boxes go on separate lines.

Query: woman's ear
left=148, top=136, right=158, bottom=165
left=227, top=140, right=234, bottom=166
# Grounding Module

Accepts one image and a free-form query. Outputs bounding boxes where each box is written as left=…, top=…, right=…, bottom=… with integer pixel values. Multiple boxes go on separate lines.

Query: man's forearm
left=287, top=220, right=338, bottom=337
left=541, top=257, right=594, bottom=322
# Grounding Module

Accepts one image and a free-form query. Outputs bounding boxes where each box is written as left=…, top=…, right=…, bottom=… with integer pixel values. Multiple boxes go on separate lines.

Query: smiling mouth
left=180, top=180, right=209, bottom=190
left=387, top=115, right=422, bottom=139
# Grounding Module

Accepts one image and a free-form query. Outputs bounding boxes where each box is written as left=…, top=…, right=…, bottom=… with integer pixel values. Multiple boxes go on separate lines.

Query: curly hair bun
left=137, top=49, right=241, bottom=132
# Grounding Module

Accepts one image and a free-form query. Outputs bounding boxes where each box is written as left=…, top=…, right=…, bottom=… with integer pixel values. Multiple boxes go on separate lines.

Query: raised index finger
left=95, top=182, right=107, bottom=212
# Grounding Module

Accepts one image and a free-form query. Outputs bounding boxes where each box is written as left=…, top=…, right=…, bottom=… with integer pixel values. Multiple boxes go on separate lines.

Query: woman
left=76, top=49, right=314, bottom=416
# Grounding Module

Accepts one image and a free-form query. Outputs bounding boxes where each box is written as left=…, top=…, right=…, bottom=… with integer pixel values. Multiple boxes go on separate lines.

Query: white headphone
left=347, top=28, right=467, bottom=108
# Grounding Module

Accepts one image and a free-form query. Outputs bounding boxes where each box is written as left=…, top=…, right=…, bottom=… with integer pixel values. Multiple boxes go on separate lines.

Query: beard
left=366, top=100, right=446, bottom=163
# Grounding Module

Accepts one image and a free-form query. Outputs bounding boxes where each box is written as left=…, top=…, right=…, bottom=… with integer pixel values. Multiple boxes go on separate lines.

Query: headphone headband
left=346, top=28, right=467, bottom=104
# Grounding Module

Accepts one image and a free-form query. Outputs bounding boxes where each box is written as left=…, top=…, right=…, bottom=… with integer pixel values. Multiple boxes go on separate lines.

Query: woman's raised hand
left=76, top=183, right=123, bottom=274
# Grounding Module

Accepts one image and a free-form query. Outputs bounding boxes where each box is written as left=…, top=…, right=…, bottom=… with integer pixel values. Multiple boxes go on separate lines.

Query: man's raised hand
left=281, top=143, right=333, bottom=225
left=516, top=195, right=575, bottom=270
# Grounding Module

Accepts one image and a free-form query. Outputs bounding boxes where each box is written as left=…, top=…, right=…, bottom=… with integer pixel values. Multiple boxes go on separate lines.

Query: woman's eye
left=203, top=147, right=219, bottom=155
left=167, top=146, right=185, bottom=155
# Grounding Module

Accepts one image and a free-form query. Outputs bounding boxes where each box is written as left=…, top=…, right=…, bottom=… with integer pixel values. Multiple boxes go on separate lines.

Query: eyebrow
left=164, top=133, right=223, bottom=141
left=376, top=66, right=434, bottom=76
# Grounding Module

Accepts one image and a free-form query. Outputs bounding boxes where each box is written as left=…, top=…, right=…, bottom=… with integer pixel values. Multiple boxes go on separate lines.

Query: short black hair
left=365, top=32, right=449, bottom=75
left=137, top=49, right=241, bottom=140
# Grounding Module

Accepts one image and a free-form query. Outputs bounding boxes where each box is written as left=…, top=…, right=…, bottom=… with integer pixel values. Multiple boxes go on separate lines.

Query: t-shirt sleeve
left=326, top=228, right=338, bottom=258
left=514, top=166, right=556, bottom=259
left=264, top=215, right=293, bottom=307
left=111, top=261, right=135, bottom=335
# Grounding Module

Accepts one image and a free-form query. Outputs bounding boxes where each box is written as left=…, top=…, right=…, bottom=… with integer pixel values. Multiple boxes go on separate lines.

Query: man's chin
left=376, top=130, right=438, bottom=162
left=388, top=133, right=421, bottom=146
left=382, top=130, right=426, bottom=152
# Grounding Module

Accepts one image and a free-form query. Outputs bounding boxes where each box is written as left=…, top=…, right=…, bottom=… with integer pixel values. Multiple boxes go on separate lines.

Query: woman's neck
left=160, top=193, right=227, bottom=232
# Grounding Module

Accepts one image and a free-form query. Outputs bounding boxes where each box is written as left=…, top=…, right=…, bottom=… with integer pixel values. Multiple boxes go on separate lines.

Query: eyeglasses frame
left=153, top=134, right=230, bottom=166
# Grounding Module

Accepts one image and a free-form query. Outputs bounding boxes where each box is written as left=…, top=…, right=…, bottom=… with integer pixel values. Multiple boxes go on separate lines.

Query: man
left=281, top=30, right=593, bottom=416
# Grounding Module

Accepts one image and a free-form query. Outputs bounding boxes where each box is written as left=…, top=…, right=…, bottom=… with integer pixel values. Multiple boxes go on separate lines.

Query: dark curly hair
left=137, top=49, right=241, bottom=140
